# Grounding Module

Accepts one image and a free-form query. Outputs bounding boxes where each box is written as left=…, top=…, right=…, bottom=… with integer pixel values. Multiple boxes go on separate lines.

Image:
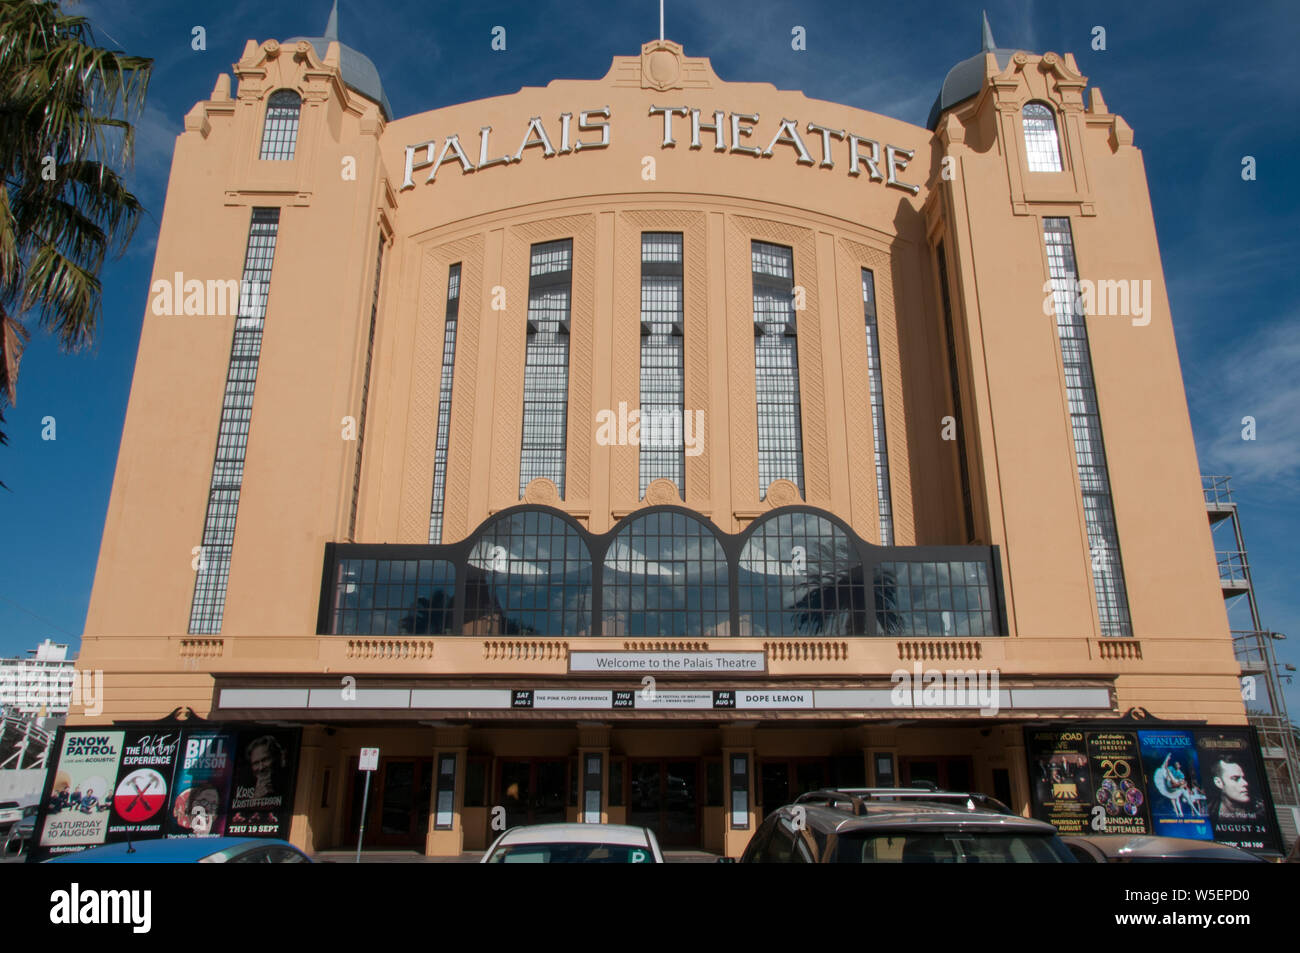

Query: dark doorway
left=348, top=757, right=433, bottom=848
left=628, top=760, right=699, bottom=847
left=498, top=759, right=567, bottom=829
left=759, top=758, right=831, bottom=813
left=899, top=756, right=974, bottom=791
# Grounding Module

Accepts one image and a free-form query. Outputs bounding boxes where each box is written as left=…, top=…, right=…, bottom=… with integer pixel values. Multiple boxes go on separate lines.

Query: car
left=1062, top=834, right=1267, bottom=863
left=0, top=801, right=23, bottom=835
left=3, top=805, right=37, bottom=857
left=481, top=823, right=664, bottom=863
left=43, top=836, right=313, bottom=863
left=738, top=787, right=1077, bottom=863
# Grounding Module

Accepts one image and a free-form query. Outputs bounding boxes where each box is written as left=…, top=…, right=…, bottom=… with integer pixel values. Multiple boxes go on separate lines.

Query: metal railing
left=1203, top=474, right=1235, bottom=507
left=1217, top=550, right=1251, bottom=584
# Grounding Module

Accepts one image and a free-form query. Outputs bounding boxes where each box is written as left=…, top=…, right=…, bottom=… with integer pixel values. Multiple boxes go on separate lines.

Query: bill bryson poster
left=30, top=724, right=299, bottom=862
left=1025, top=723, right=1282, bottom=854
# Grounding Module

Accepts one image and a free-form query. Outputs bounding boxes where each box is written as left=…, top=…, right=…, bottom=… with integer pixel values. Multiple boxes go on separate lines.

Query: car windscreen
left=832, top=830, right=1075, bottom=863
left=487, top=842, right=654, bottom=863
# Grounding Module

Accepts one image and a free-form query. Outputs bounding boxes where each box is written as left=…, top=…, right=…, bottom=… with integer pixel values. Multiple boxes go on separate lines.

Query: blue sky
left=2, top=0, right=1297, bottom=714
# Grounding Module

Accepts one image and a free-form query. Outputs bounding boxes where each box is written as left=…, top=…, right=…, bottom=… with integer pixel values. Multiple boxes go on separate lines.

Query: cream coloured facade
left=69, top=17, right=1246, bottom=857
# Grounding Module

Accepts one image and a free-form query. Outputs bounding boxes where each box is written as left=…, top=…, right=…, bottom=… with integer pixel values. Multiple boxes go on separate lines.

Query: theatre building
left=68, top=11, right=1263, bottom=857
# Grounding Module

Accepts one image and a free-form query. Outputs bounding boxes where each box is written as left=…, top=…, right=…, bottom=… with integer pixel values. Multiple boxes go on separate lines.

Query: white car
left=481, top=823, right=664, bottom=863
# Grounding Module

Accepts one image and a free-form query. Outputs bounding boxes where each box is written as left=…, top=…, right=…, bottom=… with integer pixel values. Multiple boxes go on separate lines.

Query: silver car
left=1063, top=834, right=1266, bottom=863
left=481, top=823, right=664, bottom=863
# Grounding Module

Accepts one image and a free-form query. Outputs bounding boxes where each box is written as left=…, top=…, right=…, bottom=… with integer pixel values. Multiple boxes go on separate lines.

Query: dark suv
left=739, top=787, right=1076, bottom=863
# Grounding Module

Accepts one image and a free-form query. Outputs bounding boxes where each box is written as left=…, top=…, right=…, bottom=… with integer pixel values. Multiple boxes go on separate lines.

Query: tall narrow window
left=520, top=239, right=572, bottom=497
left=935, top=241, right=974, bottom=540
left=349, top=238, right=385, bottom=541
left=428, top=264, right=462, bottom=543
left=1022, top=102, right=1062, bottom=172
left=189, top=208, right=280, bottom=634
left=1043, top=217, right=1133, bottom=637
left=861, top=270, right=893, bottom=545
left=259, top=89, right=301, bottom=161
left=752, top=241, right=804, bottom=497
left=639, top=233, right=685, bottom=497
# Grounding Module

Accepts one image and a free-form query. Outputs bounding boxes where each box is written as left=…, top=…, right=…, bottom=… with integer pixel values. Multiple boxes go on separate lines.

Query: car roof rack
left=793, top=787, right=1016, bottom=816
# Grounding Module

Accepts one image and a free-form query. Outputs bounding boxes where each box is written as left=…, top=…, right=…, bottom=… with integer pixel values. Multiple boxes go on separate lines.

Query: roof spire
left=324, top=0, right=339, bottom=42
left=981, top=9, right=996, bottom=51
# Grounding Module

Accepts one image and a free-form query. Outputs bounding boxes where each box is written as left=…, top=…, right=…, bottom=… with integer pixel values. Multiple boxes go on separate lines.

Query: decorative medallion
left=523, top=478, right=560, bottom=506
left=641, top=39, right=684, bottom=91
left=765, top=479, right=801, bottom=508
left=644, top=478, right=682, bottom=506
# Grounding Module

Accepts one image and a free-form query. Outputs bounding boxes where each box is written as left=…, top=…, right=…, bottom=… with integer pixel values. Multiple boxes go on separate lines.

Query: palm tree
left=0, top=0, right=152, bottom=474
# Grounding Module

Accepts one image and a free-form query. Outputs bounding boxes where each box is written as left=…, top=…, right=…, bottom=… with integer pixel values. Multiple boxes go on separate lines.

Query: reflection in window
left=737, top=511, right=866, bottom=636
left=639, top=233, right=686, bottom=496
left=873, top=561, right=995, bottom=636
left=259, top=89, right=301, bottom=161
left=330, top=559, right=456, bottom=635
left=752, top=241, right=804, bottom=497
left=602, top=510, right=729, bottom=637
left=463, top=511, right=592, bottom=636
left=520, top=240, right=572, bottom=496
left=861, top=269, right=893, bottom=545
left=1022, top=102, right=1062, bottom=172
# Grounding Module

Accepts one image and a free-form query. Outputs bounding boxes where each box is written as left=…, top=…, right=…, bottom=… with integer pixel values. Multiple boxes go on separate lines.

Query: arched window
left=259, top=89, right=301, bottom=160
left=463, top=510, right=592, bottom=636
left=737, top=510, right=866, bottom=637
left=602, top=510, right=730, bottom=638
left=1022, top=102, right=1062, bottom=172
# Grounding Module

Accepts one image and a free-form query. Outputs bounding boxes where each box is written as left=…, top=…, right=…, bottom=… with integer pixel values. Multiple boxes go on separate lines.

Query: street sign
left=359, top=747, right=379, bottom=771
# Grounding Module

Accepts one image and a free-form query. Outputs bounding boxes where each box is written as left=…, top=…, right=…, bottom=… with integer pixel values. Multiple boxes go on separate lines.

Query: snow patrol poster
left=167, top=731, right=236, bottom=837
left=1026, top=730, right=1093, bottom=834
left=1138, top=729, right=1212, bottom=840
left=106, top=730, right=181, bottom=842
left=228, top=728, right=298, bottom=837
left=38, top=731, right=123, bottom=852
left=1196, top=730, right=1274, bottom=851
left=1085, top=731, right=1149, bottom=836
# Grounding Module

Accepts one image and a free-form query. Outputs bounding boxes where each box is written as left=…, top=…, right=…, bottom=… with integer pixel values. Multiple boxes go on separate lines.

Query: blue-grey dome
left=287, top=2, right=392, bottom=119
left=926, top=13, right=1018, bottom=131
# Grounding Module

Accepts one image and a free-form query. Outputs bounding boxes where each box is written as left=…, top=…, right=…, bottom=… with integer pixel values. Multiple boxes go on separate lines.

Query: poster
left=107, top=730, right=181, bottom=842
left=1196, top=730, right=1272, bottom=851
left=1085, top=731, right=1149, bottom=835
left=1026, top=729, right=1092, bottom=834
left=166, top=731, right=236, bottom=838
left=1138, top=729, right=1212, bottom=840
left=228, top=729, right=297, bottom=836
left=39, top=731, right=124, bottom=850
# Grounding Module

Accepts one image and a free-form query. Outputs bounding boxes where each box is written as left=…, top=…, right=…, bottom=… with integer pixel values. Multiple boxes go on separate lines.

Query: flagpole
left=659, top=0, right=664, bottom=41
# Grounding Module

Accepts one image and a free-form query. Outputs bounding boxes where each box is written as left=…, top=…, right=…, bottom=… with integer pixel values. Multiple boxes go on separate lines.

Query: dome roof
left=288, top=2, right=392, bottom=119
left=926, top=12, right=1018, bottom=131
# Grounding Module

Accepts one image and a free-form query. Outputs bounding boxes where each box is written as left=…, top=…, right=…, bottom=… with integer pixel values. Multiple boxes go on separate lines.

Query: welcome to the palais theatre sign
left=401, top=105, right=921, bottom=195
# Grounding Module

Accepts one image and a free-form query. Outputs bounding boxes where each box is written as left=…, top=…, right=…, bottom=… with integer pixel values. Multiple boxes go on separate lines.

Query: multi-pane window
left=874, top=561, right=995, bottom=637
left=1022, top=102, right=1063, bottom=172
left=752, top=241, right=804, bottom=496
left=639, top=233, right=685, bottom=497
left=861, top=270, right=894, bottom=545
left=603, top=510, right=729, bottom=638
left=737, top=512, right=865, bottom=636
left=935, top=241, right=974, bottom=540
left=189, top=208, right=280, bottom=634
left=519, top=240, right=572, bottom=496
left=1043, top=217, right=1133, bottom=637
left=428, top=264, right=462, bottom=543
left=259, top=89, right=301, bottom=161
left=330, top=559, right=457, bottom=635
left=349, top=238, right=385, bottom=541
left=463, top=511, right=592, bottom=636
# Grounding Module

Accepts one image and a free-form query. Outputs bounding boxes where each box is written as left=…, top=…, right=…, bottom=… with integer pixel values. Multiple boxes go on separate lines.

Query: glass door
left=498, top=759, right=568, bottom=828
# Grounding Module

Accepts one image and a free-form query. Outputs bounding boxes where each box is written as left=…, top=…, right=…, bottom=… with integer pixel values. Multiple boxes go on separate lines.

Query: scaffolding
left=1203, top=475, right=1300, bottom=845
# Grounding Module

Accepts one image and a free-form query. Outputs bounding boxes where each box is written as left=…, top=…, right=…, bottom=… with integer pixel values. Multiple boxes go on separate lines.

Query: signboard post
left=355, top=747, right=379, bottom=864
